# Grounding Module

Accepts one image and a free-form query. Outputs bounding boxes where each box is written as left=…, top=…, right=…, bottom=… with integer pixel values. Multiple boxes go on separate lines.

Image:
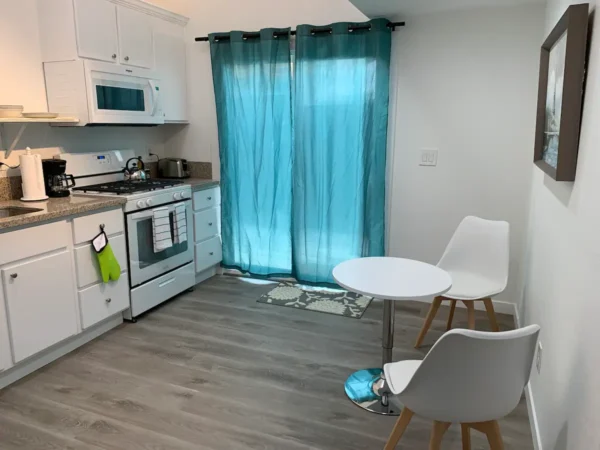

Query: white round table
left=333, top=257, right=452, bottom=415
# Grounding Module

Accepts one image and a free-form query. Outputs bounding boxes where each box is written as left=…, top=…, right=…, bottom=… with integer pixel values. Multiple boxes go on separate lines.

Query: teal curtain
left=292, top=19, right=392, bottom=283
left=209, top=29, right=293, bottom=276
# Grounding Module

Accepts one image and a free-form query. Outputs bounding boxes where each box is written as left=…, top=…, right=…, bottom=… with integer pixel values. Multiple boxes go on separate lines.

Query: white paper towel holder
left=20, top=147, right=49, bottom=202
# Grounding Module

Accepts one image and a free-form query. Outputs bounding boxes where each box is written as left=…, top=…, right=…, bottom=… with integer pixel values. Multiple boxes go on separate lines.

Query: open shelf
left=0, top=117, right=79, bottom=124
left=0, top=117, right=80, bottom=157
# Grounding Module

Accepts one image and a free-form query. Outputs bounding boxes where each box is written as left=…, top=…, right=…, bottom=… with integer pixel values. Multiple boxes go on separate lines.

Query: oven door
left=85, top=61, right=164, bottom=125
left=126, top=200, right=193, bottom=287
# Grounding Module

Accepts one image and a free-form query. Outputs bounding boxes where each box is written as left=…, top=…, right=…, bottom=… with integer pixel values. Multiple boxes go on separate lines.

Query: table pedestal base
left=344, top=368, right=403, bottom=416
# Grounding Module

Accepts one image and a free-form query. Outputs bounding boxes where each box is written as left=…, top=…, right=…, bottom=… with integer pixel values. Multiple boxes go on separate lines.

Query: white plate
left=22, top=112, right=59, bottom=119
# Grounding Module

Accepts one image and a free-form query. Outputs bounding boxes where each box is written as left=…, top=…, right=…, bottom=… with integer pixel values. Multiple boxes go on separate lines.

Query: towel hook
left=99, top=223, right=105, bottom=232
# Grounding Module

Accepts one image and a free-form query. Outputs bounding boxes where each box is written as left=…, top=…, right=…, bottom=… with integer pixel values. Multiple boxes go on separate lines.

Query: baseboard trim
left=0, top=314, right=123, bottom=390
left=411, top=297, right=516, bottom=316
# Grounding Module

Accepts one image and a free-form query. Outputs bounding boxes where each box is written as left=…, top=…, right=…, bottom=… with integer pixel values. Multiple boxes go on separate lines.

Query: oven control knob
left=173, top=192, right=182, bottom=200
left=136, top=200, right=145, bottom=209
left=181, top=191, right=190, bottom=199
left=146, top=199, right=154, bottom=207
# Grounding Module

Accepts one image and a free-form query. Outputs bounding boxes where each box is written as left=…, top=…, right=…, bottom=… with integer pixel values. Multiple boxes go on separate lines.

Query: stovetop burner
left=73, top=179, right=184, bottom=195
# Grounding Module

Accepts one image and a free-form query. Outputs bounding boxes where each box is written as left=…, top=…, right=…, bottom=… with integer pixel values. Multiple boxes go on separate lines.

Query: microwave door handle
left=149, top=80, right=159, bottom=116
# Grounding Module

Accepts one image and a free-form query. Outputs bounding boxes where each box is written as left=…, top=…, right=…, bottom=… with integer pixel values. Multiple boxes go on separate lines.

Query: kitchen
left=0, top=0, right=221, bottom=388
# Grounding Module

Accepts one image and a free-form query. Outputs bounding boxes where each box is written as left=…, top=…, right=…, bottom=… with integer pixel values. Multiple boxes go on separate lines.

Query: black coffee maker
left=41, top=159, right=76, bottom=197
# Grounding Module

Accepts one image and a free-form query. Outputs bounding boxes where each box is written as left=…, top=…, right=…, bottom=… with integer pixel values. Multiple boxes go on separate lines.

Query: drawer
left=74, top=234, right=127, bottom=288
left=130, top=262, right=194, bottom=317
left=0, top=221, right=69, bottom=266
left=195, top=235, right=222, bottom=273
left=193, top=208, right=220, bottom=242
left=79, top=276, right=130, bottom=329
left=192, top=187, right=220, bottom=211
left=73, top=208, right=124, bottom=245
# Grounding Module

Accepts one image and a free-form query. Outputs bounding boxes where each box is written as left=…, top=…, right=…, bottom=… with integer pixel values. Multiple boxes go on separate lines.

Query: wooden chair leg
left=415, top=297, right=443, bottom=348
left=461, top=424, right=471, bottom=450
left=483, top=298, right=500, bottom=332
left=483, top=421, right=504, bottom=450
left=384, top=407, right=414, bottom=450
left=446, top=300, right=457, bottom=331
left=463, top=301, right=476, bottom=329
left=467, top=421, right=505, bottom=450
left=429, top=421, right=451, bottom=450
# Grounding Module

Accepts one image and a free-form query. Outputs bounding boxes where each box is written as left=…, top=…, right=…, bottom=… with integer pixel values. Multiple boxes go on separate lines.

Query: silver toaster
left=158, top=158, right=190, bottom=178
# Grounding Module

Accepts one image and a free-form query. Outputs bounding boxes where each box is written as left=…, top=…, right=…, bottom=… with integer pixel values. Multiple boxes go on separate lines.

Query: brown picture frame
left=533, top=3, right=589, bottom=181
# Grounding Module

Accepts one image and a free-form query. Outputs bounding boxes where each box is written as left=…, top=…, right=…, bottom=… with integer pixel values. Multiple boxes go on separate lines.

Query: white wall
left=147, top=0, right=367, bottom=178
left=522, top=1, right=600, bottom=449
left=387, top=4, right=544, bottom=306
left=0, top=1, right=165, bottom=176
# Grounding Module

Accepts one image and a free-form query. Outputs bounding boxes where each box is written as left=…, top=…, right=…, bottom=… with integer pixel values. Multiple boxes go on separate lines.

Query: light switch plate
left=420, top=149, right=438, bottom=166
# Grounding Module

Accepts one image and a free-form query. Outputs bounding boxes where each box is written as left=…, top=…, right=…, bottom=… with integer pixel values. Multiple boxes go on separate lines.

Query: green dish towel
left=93, top=230, right=121, bottom=283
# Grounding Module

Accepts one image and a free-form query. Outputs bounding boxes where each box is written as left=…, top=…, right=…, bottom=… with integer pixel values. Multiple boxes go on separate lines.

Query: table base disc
left=344, top=368, right=403, bottom=416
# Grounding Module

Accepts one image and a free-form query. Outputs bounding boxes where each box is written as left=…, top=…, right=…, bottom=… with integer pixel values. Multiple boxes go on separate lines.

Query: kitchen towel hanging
left=152, top=207, right=173, bottom=252
left=173, top=202, right=187, bottom=244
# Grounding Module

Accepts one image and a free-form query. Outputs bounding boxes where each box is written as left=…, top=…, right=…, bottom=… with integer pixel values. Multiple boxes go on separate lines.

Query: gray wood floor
left=0, top=275, right=533, bottom=449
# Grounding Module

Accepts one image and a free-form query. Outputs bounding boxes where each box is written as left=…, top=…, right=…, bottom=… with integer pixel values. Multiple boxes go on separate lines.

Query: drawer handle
left=208, top=222, right=213, bottom=226
left=124, top=56, right=130, bottom=61
left=207, top=196, right=212, bottom=200
left=10, top=273, right=17, bottom=279
left=209, top=252, right=214, bottom=256
left=105, top=298, right=112, bottom=304
left=159, top=277, right=176, bottom=288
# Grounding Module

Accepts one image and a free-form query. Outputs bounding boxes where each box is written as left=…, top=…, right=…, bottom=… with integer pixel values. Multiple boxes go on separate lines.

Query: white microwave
left=44, top=60, right=164, bottom=126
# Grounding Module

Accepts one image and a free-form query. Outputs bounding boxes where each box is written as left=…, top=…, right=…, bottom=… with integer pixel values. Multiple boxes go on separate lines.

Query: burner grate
left=72, top=180, right=184, bottom=195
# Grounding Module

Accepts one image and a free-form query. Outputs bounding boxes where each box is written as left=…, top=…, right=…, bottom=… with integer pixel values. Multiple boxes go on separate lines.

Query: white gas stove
left=63, top=151, right=195, bottom=320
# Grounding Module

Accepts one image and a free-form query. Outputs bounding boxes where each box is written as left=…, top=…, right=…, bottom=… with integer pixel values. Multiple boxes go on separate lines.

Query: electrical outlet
left=536, top=342, right=543, bottom=374
left=420, top=149, right=438, bottom=166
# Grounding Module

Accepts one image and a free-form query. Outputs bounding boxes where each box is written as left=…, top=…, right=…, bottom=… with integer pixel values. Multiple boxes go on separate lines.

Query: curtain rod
left=194, top=22, right=406, bottom=42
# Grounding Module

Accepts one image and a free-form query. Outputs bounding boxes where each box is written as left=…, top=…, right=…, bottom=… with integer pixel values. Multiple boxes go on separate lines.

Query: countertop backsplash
left=0, top=159, right=214, bottom=201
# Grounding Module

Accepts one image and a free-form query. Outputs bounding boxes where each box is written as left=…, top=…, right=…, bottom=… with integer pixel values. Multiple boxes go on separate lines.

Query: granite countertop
left=0, top=195, right=127, bottom=231
left=181, top=178, right=219, bottom=191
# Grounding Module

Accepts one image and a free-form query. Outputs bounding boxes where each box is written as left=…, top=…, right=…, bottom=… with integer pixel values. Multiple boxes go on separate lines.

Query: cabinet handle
left=105, top=298, right=112, bottom=304
left=124, top=56, right=130, bottom=61
left=209, top=252, right=214, bottom=256
left=112, top=54, right=117, bottom=59
left=208, top=222, right=213, bottom=226
left=10, top=273, right=17, bottom=279
left=207, top=196, right=212, bottom=200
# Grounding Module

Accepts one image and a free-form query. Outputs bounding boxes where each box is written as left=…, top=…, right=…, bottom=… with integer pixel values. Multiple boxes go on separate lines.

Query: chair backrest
left=437, top=216, right=509, bottom=289
left=398, top=325, right=540, bottom=423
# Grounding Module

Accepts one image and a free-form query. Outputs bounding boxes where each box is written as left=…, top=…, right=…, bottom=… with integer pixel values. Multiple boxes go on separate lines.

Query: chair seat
left=383, top=360, right=422, bottom=395
left=441, top=270, right=505, bottom=300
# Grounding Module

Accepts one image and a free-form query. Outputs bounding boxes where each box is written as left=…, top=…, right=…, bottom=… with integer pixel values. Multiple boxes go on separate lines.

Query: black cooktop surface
left=72, top=179, right=184, bottom=195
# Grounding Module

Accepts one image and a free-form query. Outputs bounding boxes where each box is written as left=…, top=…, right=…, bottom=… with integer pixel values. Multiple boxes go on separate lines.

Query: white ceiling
left=349, top=0, right=545, bottom=18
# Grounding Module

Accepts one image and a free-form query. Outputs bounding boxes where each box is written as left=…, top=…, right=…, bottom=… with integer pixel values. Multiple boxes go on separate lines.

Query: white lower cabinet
left=0, top=207, right=128, bottom=388
left=79, top=277, right=129, bottom=329
left=192, top=186, right=222, bottom=277
left=195, top=236, right=223, bottom=273
left=2, top=251, right=78, bottom=364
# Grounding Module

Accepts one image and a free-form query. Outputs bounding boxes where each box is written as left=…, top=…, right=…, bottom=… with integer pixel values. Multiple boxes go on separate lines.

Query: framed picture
left=533, top=3, right=589, bottom=181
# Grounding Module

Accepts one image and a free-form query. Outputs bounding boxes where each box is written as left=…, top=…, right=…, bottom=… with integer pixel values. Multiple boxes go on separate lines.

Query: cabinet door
left=2, top=252, right=78, bottom=364
left=154, top=25, right=187, bottom=121
left=74, top=0, right=119, bottom=63
left=117, top=6, right=154, bottom=68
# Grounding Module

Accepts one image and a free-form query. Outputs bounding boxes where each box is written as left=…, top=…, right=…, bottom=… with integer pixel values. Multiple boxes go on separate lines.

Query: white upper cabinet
left=117, top=6, right=154, bottom=68
left=154, top=20, right=188, bottom=121
left=74, top=0, right=119, bottom=63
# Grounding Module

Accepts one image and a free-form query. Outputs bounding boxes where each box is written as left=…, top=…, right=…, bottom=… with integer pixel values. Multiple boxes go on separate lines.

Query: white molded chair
left=384, top=325, right=540, bottom=450
left=415, top=216, right=510, bottom=348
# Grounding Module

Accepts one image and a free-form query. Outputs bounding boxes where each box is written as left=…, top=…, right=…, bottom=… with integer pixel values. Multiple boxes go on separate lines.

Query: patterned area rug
left=258, top=282, right=373, bottom=319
